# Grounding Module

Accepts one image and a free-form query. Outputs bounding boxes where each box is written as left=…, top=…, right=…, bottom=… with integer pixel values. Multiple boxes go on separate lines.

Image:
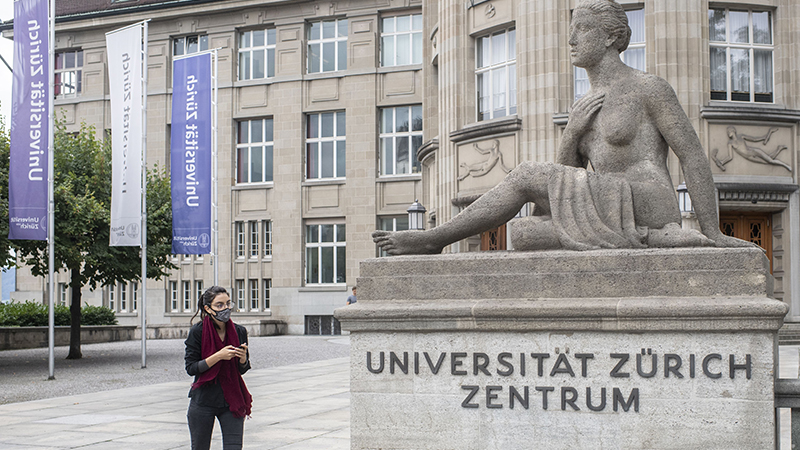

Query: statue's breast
left=596, top=98, right=643, bottom=147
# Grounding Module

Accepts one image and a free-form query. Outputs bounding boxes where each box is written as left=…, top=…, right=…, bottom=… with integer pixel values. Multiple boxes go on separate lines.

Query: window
left=378, top=216, right=409, bottom=256
left=58, top=283, right=68, bottom=307
left=120, top=282, right=127, bottom=312
left=476, top=28, right=516, bottom=121
left=235, top=222, right=246, bottom=258
left=381, top=14, right=422, bottom=67
left=239, top=28, right=276, bottom=80
left=109, top=285, right=116, bottom=311
left=195, top=281, right=203, bottom=307
left=249, top=221, right=259, bottom=258
left=132, top=283, right=138, bottom=312
left=306, top=112, right=346, bottom=179
left=174, top=35, right=209, bottom=56
left=170, top=281, right=178, bottom=312
left=249, top=279, right=259, bottom=311
left=263, top=220, right=273, bottom=257
left=236, top=280, right=245, bottom=310
left=237, top=119, right=274, bottom=183
left=305, top=224, right=346, bottom=285
left=380, top=106, right=422, bottom=175
left=263, top=278, right=271, bottom=309
left=55, top=50, right=83, bottom=98
left=709, top=8, right=773, bottom=103
left=308, top=19, right=348, bottom=73
left=183, top=281, right=191, bottom=311
left=575, top=9, right=644, bottom=101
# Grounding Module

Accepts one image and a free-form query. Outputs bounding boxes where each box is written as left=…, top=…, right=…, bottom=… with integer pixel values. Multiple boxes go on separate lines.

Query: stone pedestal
left=335, top=248, right=788, bottom=449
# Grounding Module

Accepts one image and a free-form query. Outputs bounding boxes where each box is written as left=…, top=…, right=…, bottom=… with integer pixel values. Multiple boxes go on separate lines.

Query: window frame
left=173, top=34, right=209, bottom=57
left=58, top=283, right=68, bottom=307
left=235, top=221, right=246, bottom=258
left=236, top=279, right=246, bottom=310
left=476, top=27, right=516, bottom=122
left=305, top=223, right=347, bottom=286
left=306, top=111, right=346, bottom=180
left=307, top=18, right=348, bottom=74
left=238, top=28, right=277, bottom=81
left=708, top=7, right=774, bottom=104
left=54, top=49, right=83, bottom=99
left=236, top=119, right=275, bottom=184
left=379, top=105, right=423, bottom=176
left=263, top=220, right=273, bottom=257
left=132, top=282, right=138, bottom=312
left=263, top=278, right=272, bottom=310
left=120, top=282, right=128, bottom=312
left=249, top=221, right=259, bottom=259
left=380, top=13, right=423, bottom=67
left=249, top=279, right=260, bottom=311
left=108, top=285, right=116, bottom=311
left=182, top=280, right=191, bottom=312
left=169, top=281, right=178, bottom=312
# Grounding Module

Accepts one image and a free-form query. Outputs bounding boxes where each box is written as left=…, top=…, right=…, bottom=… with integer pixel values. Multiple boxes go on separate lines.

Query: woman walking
left=185, top=286, right=252, bottom=450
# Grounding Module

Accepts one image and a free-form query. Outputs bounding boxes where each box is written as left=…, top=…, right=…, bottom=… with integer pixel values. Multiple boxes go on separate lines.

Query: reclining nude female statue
left=374, top=0, right=751, bottom=255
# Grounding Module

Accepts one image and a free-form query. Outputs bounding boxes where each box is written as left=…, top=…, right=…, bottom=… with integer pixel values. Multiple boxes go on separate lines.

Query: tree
left=2, top=118, right=175, bottom=359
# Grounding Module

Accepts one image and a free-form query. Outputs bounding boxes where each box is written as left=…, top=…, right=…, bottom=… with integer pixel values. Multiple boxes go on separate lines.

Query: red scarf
left=192, top=316, right=252, bottom=418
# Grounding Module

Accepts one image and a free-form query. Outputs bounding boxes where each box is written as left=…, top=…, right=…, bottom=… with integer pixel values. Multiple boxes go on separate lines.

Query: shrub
left=0, top=301, right=117, bottom=326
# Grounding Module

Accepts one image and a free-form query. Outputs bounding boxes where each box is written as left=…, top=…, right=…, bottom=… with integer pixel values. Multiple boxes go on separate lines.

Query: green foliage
left=0, top=119, right=15, bottom=268
left=0, top=301, right=115, bottom=327
left=7, top=117, right=175, bottom=288
left=81, top=304, right=118, bottom=326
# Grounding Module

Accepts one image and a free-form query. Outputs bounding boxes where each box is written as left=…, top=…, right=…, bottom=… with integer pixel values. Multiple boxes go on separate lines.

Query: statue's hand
left=566, top=92, right=605, bottom=135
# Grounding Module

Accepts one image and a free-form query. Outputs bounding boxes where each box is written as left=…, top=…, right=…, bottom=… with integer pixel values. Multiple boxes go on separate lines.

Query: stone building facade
left=3, top=0, right=424, bottom=334
left=419, top=0, right=800, bottom=323
left=3, top=0, right=799, bottom=331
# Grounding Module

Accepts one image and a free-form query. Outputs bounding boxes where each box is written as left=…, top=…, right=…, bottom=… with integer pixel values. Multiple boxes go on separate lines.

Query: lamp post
left=408, top=199, right=426, bottom=230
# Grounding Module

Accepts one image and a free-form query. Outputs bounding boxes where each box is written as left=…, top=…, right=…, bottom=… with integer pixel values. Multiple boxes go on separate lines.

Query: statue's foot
left=647, top=223, right=714, bottom=248
left=372, top=230, right=445, bottom=255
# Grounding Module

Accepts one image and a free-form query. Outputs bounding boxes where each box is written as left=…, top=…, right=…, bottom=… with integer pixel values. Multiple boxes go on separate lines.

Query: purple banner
left=9, top=0, right=50, bottom=240
left=171, top=53, right=212, bottom=254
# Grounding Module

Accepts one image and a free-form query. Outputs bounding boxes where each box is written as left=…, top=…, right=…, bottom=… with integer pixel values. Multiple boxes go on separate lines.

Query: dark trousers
left=187, top=400, right=245, bottom=450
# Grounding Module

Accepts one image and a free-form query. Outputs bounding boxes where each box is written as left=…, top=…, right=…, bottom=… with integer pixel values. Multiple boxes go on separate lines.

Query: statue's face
left=568, top=9, right=609, bottom=68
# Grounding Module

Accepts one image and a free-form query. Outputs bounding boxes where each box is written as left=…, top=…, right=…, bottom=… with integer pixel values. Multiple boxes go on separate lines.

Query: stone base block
left=337, top=248, right=788, bottom=449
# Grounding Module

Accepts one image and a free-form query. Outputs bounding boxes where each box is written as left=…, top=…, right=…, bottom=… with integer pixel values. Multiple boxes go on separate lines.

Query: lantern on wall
left=407, top=199, right=427, bottom=230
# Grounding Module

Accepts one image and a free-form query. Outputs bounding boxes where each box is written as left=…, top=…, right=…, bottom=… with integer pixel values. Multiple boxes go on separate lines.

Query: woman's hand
left=566, top=92, right=605, bottom=136
left=235, top=344, right=248, bottom=364
left=214, top=345, right=241, bottom=361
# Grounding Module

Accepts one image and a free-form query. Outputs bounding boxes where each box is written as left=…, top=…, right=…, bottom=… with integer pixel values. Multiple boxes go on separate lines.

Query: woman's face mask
left=213, top=307, right=232, bottom=323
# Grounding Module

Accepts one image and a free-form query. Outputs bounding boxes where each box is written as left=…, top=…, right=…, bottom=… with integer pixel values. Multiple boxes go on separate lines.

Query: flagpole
left=140, top=20, right=149, bottom=369
left=46, top=0, right=55, bottom=381
left=212, top=48, right=218, bottom=286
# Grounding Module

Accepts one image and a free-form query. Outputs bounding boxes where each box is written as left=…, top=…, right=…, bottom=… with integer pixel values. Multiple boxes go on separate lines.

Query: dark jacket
left=184, top=320, right=251, bottom=407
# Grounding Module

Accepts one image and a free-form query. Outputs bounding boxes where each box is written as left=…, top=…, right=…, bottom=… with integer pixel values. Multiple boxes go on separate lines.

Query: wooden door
left=719, top=213, right=772, bottom=272
left=480, top=224, right=507, bottom=251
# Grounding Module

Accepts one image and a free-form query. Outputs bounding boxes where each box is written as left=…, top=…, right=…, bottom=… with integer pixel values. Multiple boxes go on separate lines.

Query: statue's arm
left=647, top=77, right=745, bottom=247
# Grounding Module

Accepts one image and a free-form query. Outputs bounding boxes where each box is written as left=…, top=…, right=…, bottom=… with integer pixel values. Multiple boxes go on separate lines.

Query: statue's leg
left=509, top=216, right=561, bottom=250
left=373, top=162, right=555, bottom=255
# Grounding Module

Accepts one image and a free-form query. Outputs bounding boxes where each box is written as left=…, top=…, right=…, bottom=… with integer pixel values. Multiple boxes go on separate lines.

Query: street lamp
left=407, top=199, right=426, bottom=230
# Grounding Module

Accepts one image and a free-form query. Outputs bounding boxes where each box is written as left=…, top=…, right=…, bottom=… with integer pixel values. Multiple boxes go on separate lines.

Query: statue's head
left=573, top=0, right=631, bottom=54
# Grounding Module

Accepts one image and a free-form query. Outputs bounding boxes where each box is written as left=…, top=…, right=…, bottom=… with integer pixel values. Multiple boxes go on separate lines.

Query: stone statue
left=374, top=0, right=752, bottom=255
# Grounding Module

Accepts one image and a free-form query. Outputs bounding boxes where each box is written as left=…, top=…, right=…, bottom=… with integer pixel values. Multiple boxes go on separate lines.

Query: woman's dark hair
left=190, top=286, right=229, bottom=325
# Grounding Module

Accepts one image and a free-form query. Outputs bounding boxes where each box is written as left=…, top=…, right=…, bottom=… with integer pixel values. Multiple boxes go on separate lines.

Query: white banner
left=107, top=23, right=144, bottom=246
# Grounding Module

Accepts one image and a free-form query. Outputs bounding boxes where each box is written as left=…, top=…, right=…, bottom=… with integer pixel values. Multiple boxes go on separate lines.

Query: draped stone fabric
left=548, top=167, right=648, bottom=251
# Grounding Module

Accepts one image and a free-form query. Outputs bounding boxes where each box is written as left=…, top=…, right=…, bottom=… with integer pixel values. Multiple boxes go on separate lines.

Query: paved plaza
left=0, top=338, right=797, bottom=449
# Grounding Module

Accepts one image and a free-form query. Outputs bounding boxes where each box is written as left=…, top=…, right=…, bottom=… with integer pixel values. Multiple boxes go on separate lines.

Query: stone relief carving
left=485, top=3, right=496, bottom=19
left=712, top=126, right=792, bottom=172
left=457, top=140, right=512, bottom=181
